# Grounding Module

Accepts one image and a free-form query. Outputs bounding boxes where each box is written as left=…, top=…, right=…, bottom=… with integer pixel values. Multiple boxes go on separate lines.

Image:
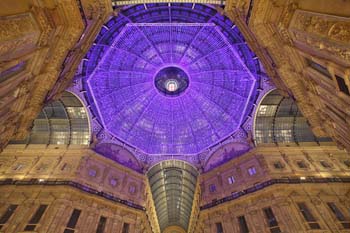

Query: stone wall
left=200, top=145, right=350, bottom=205
left=0, top=145, right=154, bottom=233
left=0, top=0, right=112, bottom=152
left=0, top=185, right=150, bottom=233
left=225, top=0, right=350, bottom=151
left=198, top=183, right=350, bottom=232
left=197, top=145, right=350, bottom=232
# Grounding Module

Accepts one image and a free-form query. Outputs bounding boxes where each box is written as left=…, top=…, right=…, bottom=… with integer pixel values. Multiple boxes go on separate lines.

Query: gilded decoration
left=0, top=0, right=112, bottom=152
left=289, top=10, right=350, bottom=63
left=0, top=13, right=40, bottom=59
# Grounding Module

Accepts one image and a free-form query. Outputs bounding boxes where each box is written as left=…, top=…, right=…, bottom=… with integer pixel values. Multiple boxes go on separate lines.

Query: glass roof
left=82, top=4, right=259, bottom=155
left=255, top=90, right=332, bottom=145
left=10, top=92, right=90, bottom=146
left=147, top=160, right=198, bottom=232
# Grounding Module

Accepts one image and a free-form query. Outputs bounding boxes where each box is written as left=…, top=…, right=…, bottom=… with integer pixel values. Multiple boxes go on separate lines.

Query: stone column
left=246, top=208, right=268, bottom=233
left=10, top=201, right=36, bottom=233
left=37, top=200, right=59, bottom=233
left=80, top=210, right=99, bottom=233
left=310, top=197, right=338, bottom=231
left=47, top=200, right=72, bottom=233
left=286, top=197, right=309, bottom=232
left=133, top=216, right=142, bottom=233
left=104, top=213, right=115, bottom=233
left=222, top=214, right=237, bottom=233
left=110, top=218, right=123, bottom=233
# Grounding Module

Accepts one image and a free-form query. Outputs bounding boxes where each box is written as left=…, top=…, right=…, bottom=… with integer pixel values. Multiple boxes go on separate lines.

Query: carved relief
left=0, top=13, right=40, bottom=59
left=329, top=22, right=350, bottom=41
left=0, top=13, right=37, bottom=41
left=289, top=10, right=350, bottom=62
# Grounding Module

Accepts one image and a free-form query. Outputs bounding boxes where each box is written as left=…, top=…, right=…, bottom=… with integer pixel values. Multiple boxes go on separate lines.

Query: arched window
left=254, top=90, right=331, bottom=145
left=11, top=92, right=90, bottom=145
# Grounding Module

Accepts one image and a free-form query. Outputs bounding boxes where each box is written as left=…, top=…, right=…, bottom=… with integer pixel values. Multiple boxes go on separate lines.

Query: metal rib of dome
left=83, top=4, right=258, bottom=155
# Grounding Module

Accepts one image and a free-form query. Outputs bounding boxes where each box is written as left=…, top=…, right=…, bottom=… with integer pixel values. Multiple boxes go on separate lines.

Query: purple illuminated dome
left=83, top=4, right=260, bottom=155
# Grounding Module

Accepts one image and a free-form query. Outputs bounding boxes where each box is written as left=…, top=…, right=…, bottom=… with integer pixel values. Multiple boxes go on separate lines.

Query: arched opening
left=254, top=89, right=331, bottom=145
left=10, top=91, right=90, bottom=146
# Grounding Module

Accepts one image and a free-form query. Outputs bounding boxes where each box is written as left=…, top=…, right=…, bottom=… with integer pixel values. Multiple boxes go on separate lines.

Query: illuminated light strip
left=128, top=22, right=215, bottom=27
left=112, top=0, right=225, bottom=7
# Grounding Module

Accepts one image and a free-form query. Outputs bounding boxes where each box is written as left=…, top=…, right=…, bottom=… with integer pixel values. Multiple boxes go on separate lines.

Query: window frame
left=227, top=176, right=235, bottom=185
left=247, top=166, right=257, bottom=176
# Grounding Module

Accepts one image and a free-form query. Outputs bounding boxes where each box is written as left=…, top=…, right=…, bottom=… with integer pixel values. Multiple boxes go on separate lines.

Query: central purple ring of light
left=154, top=65, right=190, bottom=97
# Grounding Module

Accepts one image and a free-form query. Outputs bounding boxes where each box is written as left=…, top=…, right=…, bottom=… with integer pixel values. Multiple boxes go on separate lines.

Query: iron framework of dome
left=80, top=4, right=262, bottom=156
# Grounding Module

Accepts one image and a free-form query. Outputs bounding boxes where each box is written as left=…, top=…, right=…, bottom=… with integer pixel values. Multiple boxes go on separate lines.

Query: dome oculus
left=154, top=66, right=189, bottom=97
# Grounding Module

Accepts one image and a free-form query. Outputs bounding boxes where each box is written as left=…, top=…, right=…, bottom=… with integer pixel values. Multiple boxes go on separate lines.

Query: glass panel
left=294, top=117, right=316, bottom=143
left=29, top=111, right=50, bottom=144
left=320, top=161, right=332, bottom=168
left=147, top=160, right=198, bottom=232
left=24, top=224, right=36, bottom=231
left=297, top=203, right=320, bottom=229
left=66, top=209, right=81, bottom=229
left=209, top=184, right=216, bottom=192
left=122, top=223, right=129, bottom=233
left=10, top=91, right=90, bottom=146
left=255, top=118, right=274, bottom=144
left=254, top=90, right=332, bottom=145
left=228, top=176, right=235, bottom=184
left=308, top=222, right=321, bottom=229
left=270, top=227, right=282, bottom=233
left=307, top=59, right=332, bottom=80
left=63, top=229, right=75, bottom=233
left=263, top=207, right=278, bottom=227
left=96, top=216, right=107, bottom=233
left=342, top=223, right=350, bottom=229
left=0, top=205, right=18, bottom=224
left=28, top=205, right=47, bottom=224
left=327, top=203, right=346, bottom=221
left=336, top=75, right=350, bottom=96
left=297, top=161, right=308, bottom=169
left=216, top=222, right=224, bottom=233
left=273, top=162, right=284, bottom=169
left=238, top=215, right=249, bottom=233
left=257, top=105, right=277, bottom=117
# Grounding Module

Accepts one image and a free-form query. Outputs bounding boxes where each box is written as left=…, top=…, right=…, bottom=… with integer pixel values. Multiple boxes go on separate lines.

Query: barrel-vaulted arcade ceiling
left=74, top=3, right=269, bottom=162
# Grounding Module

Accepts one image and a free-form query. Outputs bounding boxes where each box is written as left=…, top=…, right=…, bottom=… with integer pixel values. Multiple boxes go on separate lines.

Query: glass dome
left=83, top=4, right=260, bottom=155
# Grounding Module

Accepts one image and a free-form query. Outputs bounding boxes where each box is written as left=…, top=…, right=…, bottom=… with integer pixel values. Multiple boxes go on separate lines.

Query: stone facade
left=197, top=145, right=350, bottom=232
left=0, top=145, right=349, bottom=232
left=1, top=0, right=350, bottom=232
left=0, top=186, right=149, bottom=233
left=225, top=0, right=350, bottom=151
left=0, top=145, right=153, bottom=233
left=0, top=0, right=112, bottom=152
left=198, top=182, right=350, bottom=232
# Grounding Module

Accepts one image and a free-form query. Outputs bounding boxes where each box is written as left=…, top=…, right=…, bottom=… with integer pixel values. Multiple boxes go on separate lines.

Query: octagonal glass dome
left=83, top=4, right=259, bottom=155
